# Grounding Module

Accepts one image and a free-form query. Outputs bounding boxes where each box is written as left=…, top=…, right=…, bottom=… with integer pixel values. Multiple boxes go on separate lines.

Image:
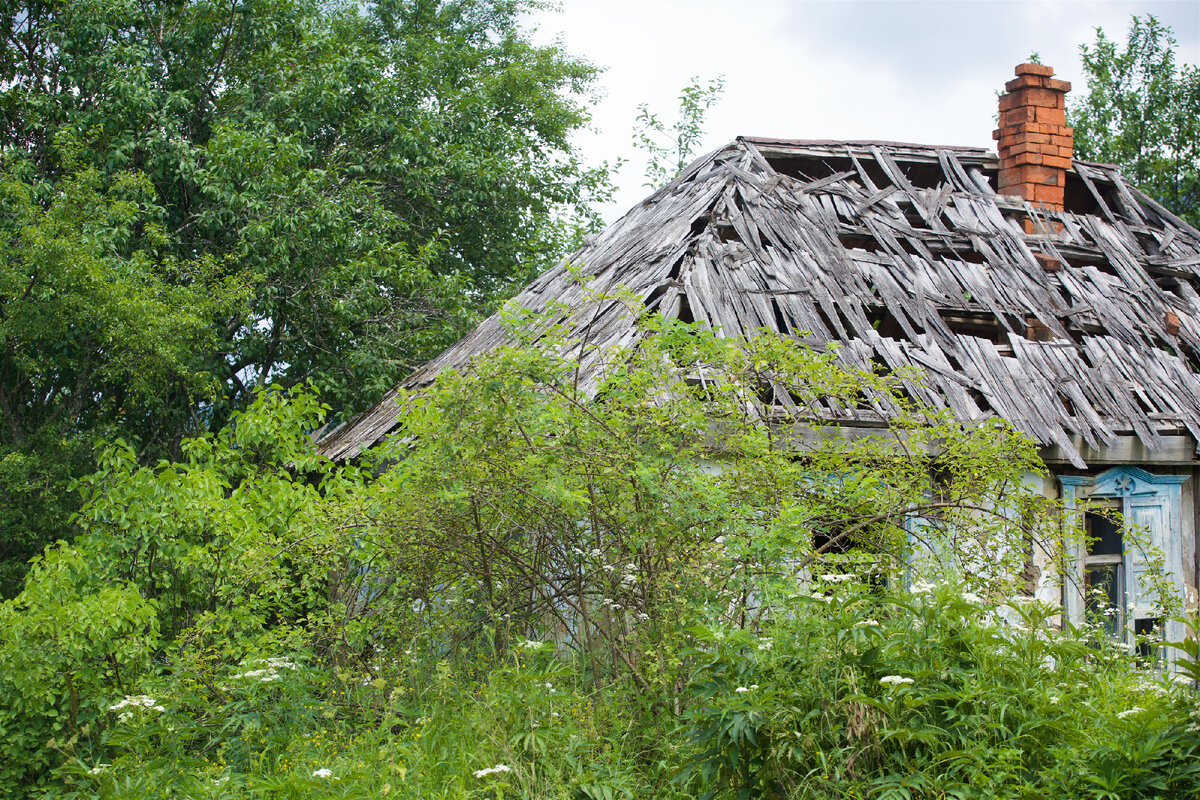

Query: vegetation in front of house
left=1, top=309, right=1196, bottom=798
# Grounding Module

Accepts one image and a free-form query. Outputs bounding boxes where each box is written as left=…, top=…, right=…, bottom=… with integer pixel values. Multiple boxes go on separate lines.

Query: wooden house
left=317, top=64, right=1200, bottom=646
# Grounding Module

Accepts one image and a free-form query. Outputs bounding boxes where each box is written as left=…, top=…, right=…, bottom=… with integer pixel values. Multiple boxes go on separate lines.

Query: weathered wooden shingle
left=317, top=138, right=1200, bottom=468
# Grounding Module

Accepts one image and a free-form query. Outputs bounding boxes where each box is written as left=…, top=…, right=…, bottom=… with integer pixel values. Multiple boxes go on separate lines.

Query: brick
left=1018, top=87, right=1066, bottom=108
left=1002, top=183, right=1035, bottom=200
left=1001, top=141, right=1049, bottom=159
left=1026, top=316, right=1056, bottom=341
left=1009, top=131, right=1051, bottom=146
left=1006, top=74, right=1048, bottom=92
left=1042, top=154, right=1072, bottom=169
left=1033, top=184, right=1065, bottom=207
left=1046, top=78, right=1072, bottom=92
left=1034, top=106, right=1067, bottom=124
left=1035, top=122, right=1070, bottom=136
left=1166, top=311, right=1181, bottom=336
left=1033, top=252, right=1063, bottom=272
left=1000, top=106, right=1039, bottom=125
left=1022, top=218, right=1065, bottom=235
left=1015, top=63, right=1055, bottom=77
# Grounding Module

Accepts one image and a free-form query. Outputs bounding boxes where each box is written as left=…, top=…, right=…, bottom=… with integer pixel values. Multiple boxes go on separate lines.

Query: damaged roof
left=317, top=136, right=1200, bottom=468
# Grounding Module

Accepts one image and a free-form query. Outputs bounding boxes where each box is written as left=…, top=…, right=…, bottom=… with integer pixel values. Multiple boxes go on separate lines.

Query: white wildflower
left=109, top=695, right=157, bottom=711
left=1116, top=707, right=1145, bottom=719
left=312, top=768, right=333, bottom=778
left=750, top=684, right=760, bottom=691
left=518, top=639, right=543, bottom=649
left=879, top=675, right=914, bottom=687
left=820, top=574, right=854, bottom=583
left=88, top=764, right=109, bottom=776
left=602, top=564, right=615, bottom=572
left=909, top=581, right=937, bottom=595
left=961, top=593, right=984, bottom=604
left=589, top=548, right=602, bottom=557
left=474, top=764, right=512, bottom=778
left=636, top=612, right=650, bottom=621
left=809, top=592, right=833, bottom=603
left=735, top=686, right=751, bottom=694
left=714, top=536, right=726, bottom=544
left=854, top=619, right=880, bottom=628
left=117, top=712, right=133, bottom=723
left=757, top=639, right=773, bottom=651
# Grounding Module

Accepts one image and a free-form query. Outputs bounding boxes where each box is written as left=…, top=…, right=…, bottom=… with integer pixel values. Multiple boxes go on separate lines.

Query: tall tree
left=1069, top=15, right=1200, bottom=227
left=0, top=0, right=605, bottom=594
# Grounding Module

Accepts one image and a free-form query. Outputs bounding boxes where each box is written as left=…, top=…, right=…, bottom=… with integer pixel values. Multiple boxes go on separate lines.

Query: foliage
left=0, top=0, right=608, bottom=590
left=0, top=163, right=244, bottom=596
left=1070, top=14, right=1200, bottom=227
left=633, top=76, right=725, bottom=188
left=0, top=308, right=1195, bottom=797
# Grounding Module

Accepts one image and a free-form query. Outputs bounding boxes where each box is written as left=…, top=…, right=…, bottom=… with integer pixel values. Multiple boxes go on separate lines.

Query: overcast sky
left=527, top=0, right=1200, bottom=221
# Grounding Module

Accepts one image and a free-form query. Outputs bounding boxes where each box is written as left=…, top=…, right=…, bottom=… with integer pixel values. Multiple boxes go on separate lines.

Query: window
left=1083, top=506, right=1123, bottom=637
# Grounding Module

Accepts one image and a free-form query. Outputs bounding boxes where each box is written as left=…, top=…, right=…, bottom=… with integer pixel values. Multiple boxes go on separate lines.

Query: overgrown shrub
left=1, top=307, right=1195, bottom=798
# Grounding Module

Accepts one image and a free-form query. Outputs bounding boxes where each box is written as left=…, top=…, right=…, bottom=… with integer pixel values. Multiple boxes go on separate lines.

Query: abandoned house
left=317, top=64, right=1200, bottom=647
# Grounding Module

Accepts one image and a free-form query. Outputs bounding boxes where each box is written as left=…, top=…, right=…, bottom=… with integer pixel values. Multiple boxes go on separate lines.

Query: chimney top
left=993, top=63, right=1074, bottom=213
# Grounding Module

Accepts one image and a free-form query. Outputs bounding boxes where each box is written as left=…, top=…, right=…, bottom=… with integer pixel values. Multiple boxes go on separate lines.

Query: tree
left=633, top=75, right=725, bottom=188
left=1069, top=15, right=1200, bottom=227
left=1, top=0, right=605, bottom=419
left=0, top=0, right=606, bottom=592
left=0, top=162, right=243, bottom=596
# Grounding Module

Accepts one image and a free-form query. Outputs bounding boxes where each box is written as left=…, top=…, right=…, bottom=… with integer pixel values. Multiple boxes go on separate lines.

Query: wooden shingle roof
left=317, top=137, right=1200, bottom=468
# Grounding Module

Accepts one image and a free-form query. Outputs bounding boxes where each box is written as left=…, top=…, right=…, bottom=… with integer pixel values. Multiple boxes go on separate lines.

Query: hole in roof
left=894, top=197, right=929, bottom=230
left=771, top=297, right=790, bottom=335
left=866, top=307, right=905, bottom=340
left=940, top=311, right=1010, bottom=345
left=839, top=233, right=884, bottom=254
left=644, top=283, right=669, bottom=312
left=896, top=161, right=948, bottom=191
left=1135, top=232, right=1161, bottom=256
left=666, top=254, right=685, bottom=280
left=676, top=292, right=695, bottom=324
left=715, top=222, right=739, bottom=243
left=688, top=214, right=710, bottom=238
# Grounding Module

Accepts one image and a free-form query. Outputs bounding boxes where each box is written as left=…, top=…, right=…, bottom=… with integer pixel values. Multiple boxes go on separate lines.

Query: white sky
left=527, top=0, right=1200, bottom=222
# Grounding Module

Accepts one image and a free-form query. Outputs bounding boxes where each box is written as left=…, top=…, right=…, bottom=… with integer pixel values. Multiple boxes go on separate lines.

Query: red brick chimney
left=993, top=63, right=1073, bottom=210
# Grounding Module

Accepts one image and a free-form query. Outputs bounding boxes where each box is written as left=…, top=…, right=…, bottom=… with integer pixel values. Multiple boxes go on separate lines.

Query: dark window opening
left=1086, top=511, right=1123, bottom=556
left=814, top=527, right=852, bottom=556
left=1085, top=564, right=1123, bottom=638
left=1134, top=617, right=1163, bottom=663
